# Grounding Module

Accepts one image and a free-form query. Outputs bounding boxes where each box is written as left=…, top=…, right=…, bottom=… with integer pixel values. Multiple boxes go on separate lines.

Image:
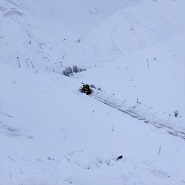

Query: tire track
left=92, top=92, right=185, bottom=140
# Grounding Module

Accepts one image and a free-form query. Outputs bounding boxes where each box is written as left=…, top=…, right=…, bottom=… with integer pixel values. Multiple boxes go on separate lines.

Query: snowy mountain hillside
left=75, top=31, right=185, bottom=118
left=1, top=0, right=185, bottom=184
left=65, top=0, right=185, bottom=65
left=0, top=65, right=185, bottom=185
left=34, top=0, right=144, bottom=34
left=0, top=0, right=143, bottom=71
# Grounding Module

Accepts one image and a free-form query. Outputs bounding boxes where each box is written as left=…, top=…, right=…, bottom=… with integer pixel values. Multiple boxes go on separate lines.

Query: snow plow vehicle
left=80, top=84, right=92, bottom=95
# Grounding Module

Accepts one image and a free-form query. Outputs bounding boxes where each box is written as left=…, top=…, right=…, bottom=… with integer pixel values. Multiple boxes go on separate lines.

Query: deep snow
left=0, top=0, right=185, bottom=184
left=0, top=65, right=185, bottom=185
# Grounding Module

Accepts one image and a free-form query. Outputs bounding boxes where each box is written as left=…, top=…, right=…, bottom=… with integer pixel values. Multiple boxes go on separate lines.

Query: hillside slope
left=0, top=0, right=143, bottom=71
left=75, top=32, right=185, bottom=118
left=0, top=0, right=185, bottom=184
left=0, top=65, right=185, bottom=185
left=65, top=0, right=185, bottom=65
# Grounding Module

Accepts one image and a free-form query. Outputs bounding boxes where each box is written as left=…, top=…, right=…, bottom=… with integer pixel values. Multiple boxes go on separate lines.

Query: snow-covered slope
left=34, top=0, right=144, bottom=34
left=75, top=31, right=185, bottom=118
left=0, top=0, right=67, bottom=71
left=65, top=0, right=185, bottom=64
left=0, top=0, right=143, bottom=71
left=0, top=65, right=185, bottom=185
left=1, top=0, right=185, bottom=184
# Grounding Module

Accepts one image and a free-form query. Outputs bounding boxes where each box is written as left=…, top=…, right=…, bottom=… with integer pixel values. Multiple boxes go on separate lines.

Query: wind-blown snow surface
left=0, top=65, right=185, bottom=185
left=65, top=0, right=185, bottom=64
left=75, top=32, right=185, bottom=118
left=1, top=0, right=185, bottom=184
left=0, top=0, right=143, bottom=71
left=63, top=0, right=185, bottom=118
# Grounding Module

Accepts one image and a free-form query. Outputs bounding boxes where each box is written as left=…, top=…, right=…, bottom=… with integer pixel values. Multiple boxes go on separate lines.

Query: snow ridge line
left=92, top=92, right=185, bottom=140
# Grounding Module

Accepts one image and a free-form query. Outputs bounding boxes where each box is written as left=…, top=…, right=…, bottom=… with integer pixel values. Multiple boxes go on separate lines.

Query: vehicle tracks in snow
left=91, top=92, right=185, bottom=141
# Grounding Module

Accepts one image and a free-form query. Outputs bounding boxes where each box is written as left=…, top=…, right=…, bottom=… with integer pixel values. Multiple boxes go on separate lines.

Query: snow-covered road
left=93, top=91, right=185, bottom=140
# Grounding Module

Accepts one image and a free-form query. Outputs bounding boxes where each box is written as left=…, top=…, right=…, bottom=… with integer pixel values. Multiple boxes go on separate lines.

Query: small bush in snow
left=73, top=65, right=78, bottom=73
left=90, top=84, right=96, bottom=89
left=97, top=87, right=102, bottom=91
left=63, top=65, right=86, bottom=76
left=174, top=110, right=179, bottom=118
left=66, top=67, right=72, bottom=74
left=63, top=70, right=67, bottom=76
left=63, top=67, right=72, bottom=76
